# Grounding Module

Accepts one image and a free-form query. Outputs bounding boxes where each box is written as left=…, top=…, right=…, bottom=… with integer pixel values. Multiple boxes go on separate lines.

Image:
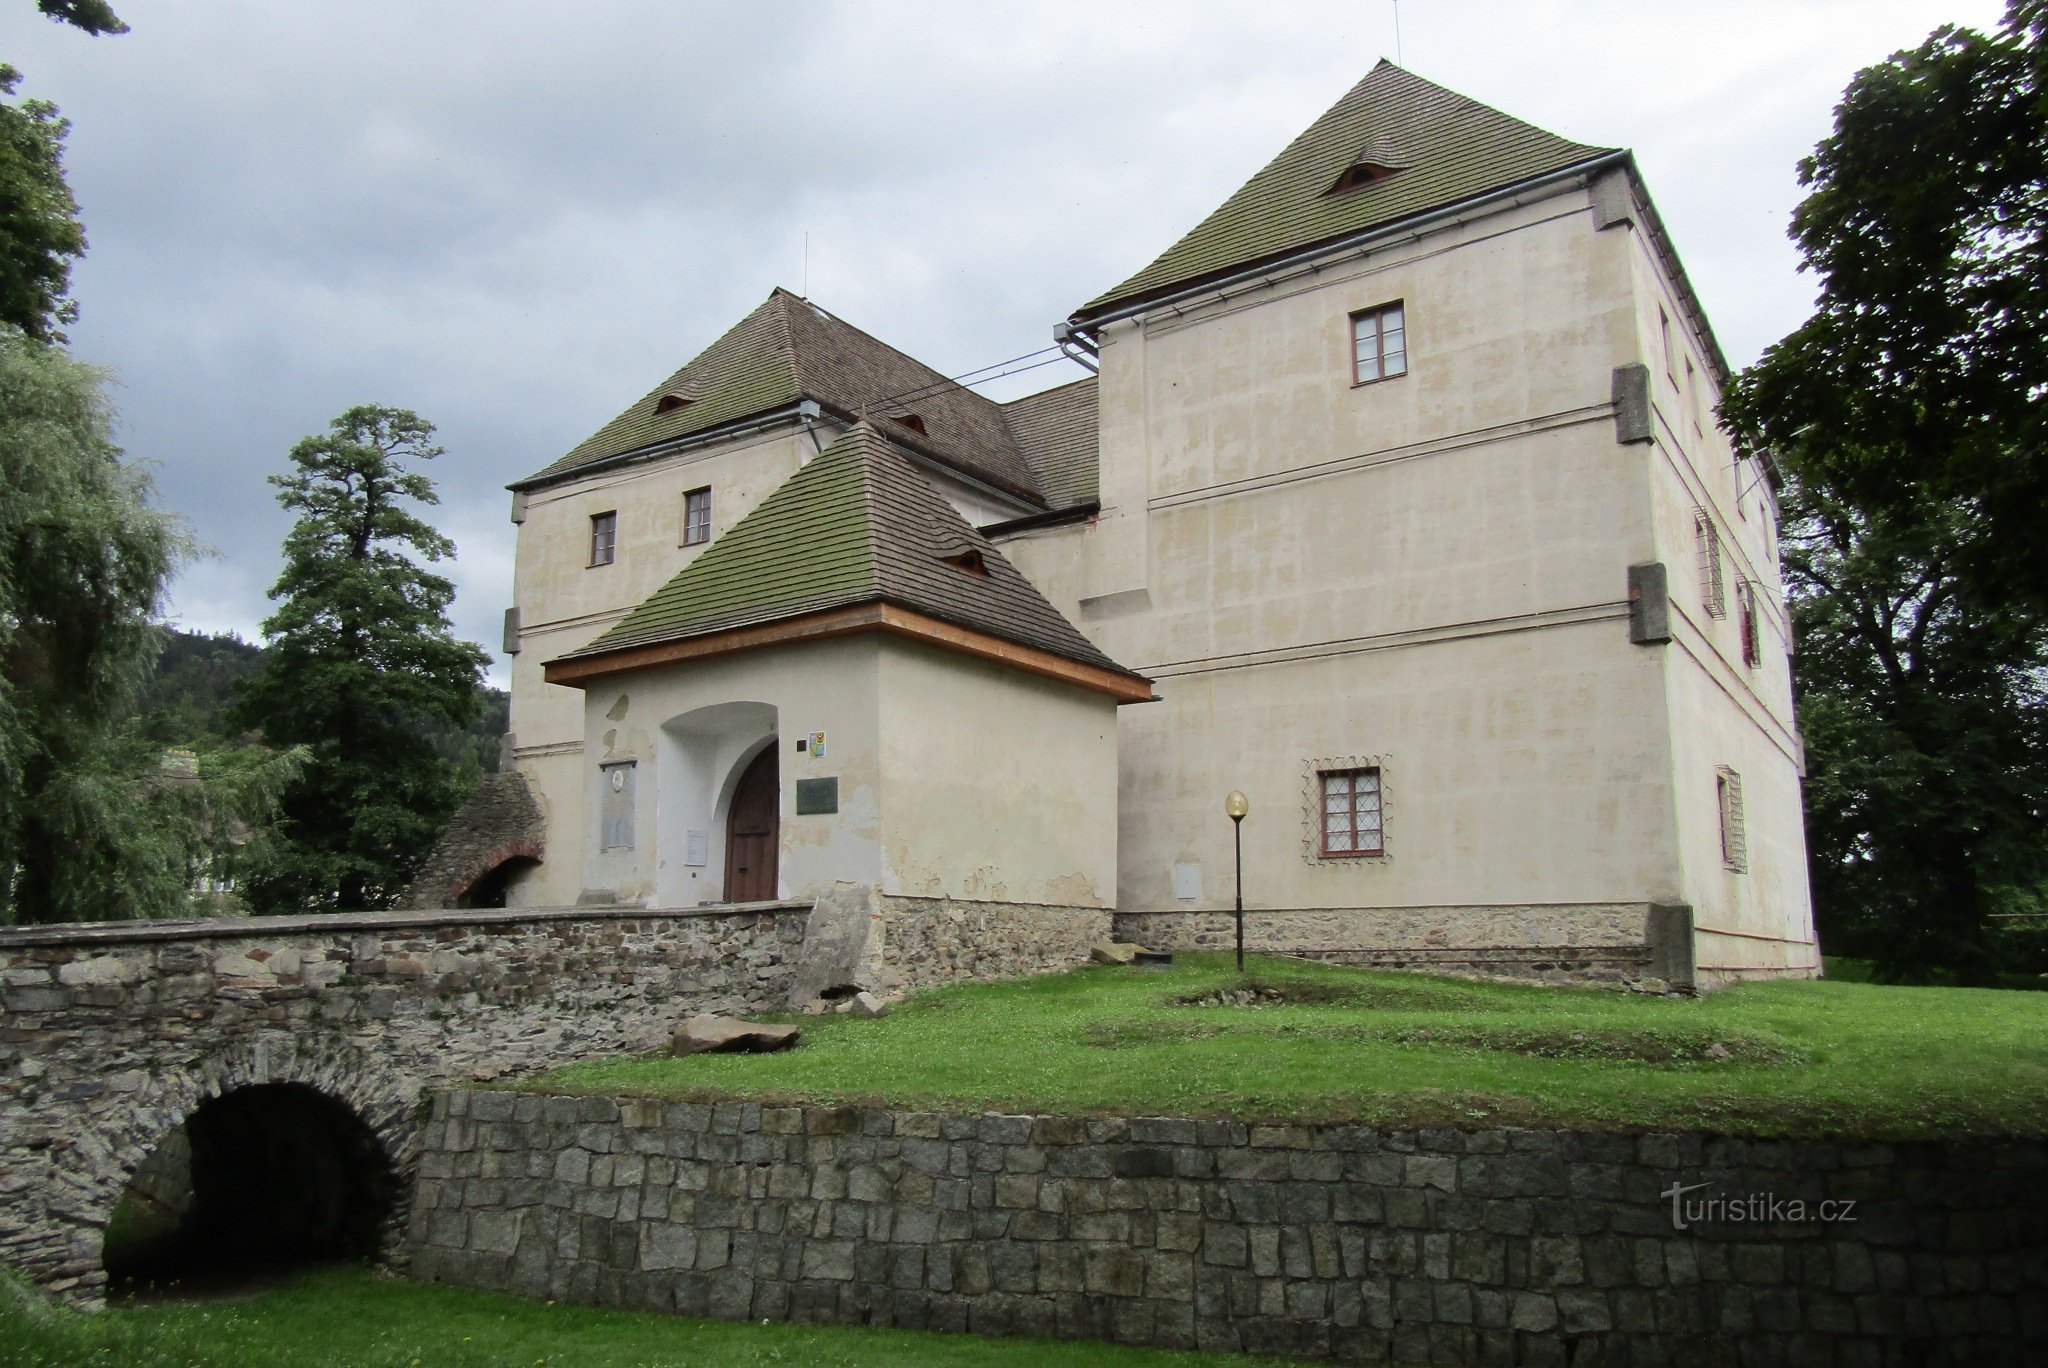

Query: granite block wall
left=412, top=1093, right=2048, bottom=1366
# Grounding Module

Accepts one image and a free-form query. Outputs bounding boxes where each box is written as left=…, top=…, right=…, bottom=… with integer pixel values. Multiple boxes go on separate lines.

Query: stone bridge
left=0, top=902, right=810, bottom=1303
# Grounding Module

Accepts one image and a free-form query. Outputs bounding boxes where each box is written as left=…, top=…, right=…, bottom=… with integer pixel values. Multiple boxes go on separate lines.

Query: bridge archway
left=77, top=1034, right=421, bottom=1304
left=106, top=1082, right=397, bottom=1296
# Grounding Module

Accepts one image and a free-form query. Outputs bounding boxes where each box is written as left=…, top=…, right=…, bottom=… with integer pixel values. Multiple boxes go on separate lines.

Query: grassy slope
left=0, top=1268, right=1320, bottom=1368
left=534, top=955, right=2048, bottom=1140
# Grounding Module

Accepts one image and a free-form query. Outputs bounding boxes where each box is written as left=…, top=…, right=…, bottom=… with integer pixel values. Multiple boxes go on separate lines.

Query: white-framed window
left=589, top=510, right=617, bottom=567
left=1350, top=302, right=1407, bottom=385
left=1716, top=767, right=1747, bottom=872
left=1735, top=580, right=1761, bottom=668
left=1695, top=509, right=1725, bottom=619
left=1318, top=767, right=1384, bottom=858
left=683, top=486, right=712, bottom=546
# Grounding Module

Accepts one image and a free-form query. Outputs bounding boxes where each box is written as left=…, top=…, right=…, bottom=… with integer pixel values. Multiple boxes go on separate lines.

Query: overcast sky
left=7, top=0, right=2005, bottom=685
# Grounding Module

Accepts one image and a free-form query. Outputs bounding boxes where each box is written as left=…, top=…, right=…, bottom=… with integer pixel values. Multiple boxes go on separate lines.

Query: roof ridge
left=1074, top=62, right=1617, bottom=321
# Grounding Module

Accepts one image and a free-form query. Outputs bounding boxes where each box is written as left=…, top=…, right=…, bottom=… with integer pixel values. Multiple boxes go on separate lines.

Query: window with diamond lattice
left=1695, top=510, right=1725, bottom=618
left=1319, top=767, right=1384, bottom=857
left=1716, top=767, right=1747, bottom=873
left=1736, top=580, right=1761, bottom=667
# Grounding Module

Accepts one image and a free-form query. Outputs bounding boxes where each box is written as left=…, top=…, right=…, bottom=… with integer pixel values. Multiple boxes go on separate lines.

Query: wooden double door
left=723, top=746, right=779, bottom=902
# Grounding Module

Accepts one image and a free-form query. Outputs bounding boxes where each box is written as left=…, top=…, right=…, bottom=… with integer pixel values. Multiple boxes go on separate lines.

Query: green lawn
left=0, top=1267, right=1317, bottom=1368
left=532, top=955, right=2048, bottom=1139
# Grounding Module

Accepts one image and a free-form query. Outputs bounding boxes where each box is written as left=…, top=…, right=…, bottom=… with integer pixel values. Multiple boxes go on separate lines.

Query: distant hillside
left=140, top=628, right=508, bottom=774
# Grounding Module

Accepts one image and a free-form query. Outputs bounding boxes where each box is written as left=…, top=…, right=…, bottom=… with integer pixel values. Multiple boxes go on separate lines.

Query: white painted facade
left=494, top=145, right=1814, bottom=986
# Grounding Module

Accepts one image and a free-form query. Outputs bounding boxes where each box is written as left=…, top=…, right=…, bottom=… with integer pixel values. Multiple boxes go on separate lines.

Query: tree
left=0, top=331, right=268, bottom=923
left=231, top=406, right=488, bottom=913
left=1779, top=476, right=2048, bottom=980
left=0, top=0, right=126, bottom=340
left=1721, top=2, right=2048, bottom=608
left=1724, top=2, right=2048, bottom=979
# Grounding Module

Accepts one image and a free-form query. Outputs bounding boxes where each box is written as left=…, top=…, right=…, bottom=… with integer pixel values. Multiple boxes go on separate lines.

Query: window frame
left=1349, top=301, right=1408, bottom=387
left=1716, top=766, right=1747, bottom=873
left=682, top=486, right=712, bottom=547
left=589, top=510, right=618, bottom=567
left=1735, top=579, right=1761, bottom=668
left=1695, top=509, right=1725, bottom=619
left=1316, top=766, right=1385, bottom=859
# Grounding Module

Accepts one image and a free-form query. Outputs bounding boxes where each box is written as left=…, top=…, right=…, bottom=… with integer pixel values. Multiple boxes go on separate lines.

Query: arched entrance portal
left=724, top=744, right=780, bottom=901
left=102, top=1083, right=397, bottom=1297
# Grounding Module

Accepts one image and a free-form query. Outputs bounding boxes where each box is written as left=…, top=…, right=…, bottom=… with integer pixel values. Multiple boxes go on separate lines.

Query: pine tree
left=231, top=406, right=488, bottom=912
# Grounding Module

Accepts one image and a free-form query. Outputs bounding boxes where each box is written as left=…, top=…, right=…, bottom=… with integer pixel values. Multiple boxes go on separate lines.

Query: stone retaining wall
left=877, top=897, right=1112, bottom=993
left=411, top=1093, right=2048, bottom=1367
left=0, top=903, right=807, bottom=1301
left=1114, top=904, right=1664, bottom=987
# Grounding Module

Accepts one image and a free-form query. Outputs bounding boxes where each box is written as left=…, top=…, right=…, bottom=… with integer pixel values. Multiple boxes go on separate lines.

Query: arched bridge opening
left=103, top=1083, right=398, bottom=1298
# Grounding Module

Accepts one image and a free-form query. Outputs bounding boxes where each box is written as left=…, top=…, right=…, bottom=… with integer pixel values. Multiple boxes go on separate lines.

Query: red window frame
left=1350, top=302, right=1408, bottom=386
left=1319, top=767, right=1384, bottom=858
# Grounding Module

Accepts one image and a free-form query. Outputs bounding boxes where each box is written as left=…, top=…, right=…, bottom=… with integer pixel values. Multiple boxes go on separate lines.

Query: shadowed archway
left=103, top=1082, right=399, bottom=1298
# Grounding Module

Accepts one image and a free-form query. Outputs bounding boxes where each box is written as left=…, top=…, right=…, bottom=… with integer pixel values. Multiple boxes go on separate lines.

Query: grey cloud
left=3, top=0, right=2010, bottom=683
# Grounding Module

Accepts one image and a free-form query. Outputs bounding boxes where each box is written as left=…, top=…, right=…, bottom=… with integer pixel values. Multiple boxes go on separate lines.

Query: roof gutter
left=1069, top=150, right=1631, bottom=334
left=980, top=499, right=1100, bottom=539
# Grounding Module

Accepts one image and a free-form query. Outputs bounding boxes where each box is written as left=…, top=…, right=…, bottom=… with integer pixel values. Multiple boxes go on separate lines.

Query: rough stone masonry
left=412, top=1093, right=2048, bottom=1367
left=0, top=903, right=807, bottom=1302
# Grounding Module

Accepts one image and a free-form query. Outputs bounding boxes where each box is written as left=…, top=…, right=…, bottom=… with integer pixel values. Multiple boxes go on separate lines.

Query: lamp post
left=1225, top=791, right=1250, bottom=973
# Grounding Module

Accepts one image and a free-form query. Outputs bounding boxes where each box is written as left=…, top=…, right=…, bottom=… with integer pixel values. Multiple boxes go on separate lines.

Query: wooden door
left=723, top=746, right=779, bottom=902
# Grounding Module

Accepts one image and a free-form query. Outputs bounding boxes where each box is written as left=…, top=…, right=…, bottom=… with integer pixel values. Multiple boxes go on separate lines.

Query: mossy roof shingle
left=1001, top=378, right=1098, bottom=510
left=1076, top=61, right=1615, bottom=320
left=519, top=289, right=1043, bottom=503
left=563, top=423, right=1134, bottom=681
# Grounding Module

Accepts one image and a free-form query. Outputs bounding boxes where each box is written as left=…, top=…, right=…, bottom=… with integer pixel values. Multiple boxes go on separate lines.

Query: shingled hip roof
left=517, top=288, right=1045, bottom=504
left=547, top=424, right=1149, bottom=699
left=1075, top=61, right=1618, bottom=322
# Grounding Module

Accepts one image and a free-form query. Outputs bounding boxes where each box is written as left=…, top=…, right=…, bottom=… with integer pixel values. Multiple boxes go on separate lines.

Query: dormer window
left=1327, top=162, right=1402, bottom=196
left=891, top=413, right=927, bottom=436
left=942, top=548, right=988, bottom=577
left=655, top=393, right=694, bottom=415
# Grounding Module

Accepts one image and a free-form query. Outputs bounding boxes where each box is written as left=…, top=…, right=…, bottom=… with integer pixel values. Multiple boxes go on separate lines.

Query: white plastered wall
left=1007, top=183, right=1685, bottom=935
left=1621, top=214, right=1817, bottom=976
left=574, top=635, right=884, bottom=908
left=874, top=637, right=1119, bottom=908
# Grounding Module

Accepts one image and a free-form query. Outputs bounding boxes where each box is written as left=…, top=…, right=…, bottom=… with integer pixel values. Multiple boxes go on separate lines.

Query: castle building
left=422, top=63, right=1817, bottom=991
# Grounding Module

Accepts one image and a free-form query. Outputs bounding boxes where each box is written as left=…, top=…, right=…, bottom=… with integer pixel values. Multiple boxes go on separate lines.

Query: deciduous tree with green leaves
left=0, top=334, right=298, bottom=923
left=231, top=406, right=489, bottom=913
left=1724, top=1, right=2048, bottom=980
left=1, top=0, right=127, bottom=340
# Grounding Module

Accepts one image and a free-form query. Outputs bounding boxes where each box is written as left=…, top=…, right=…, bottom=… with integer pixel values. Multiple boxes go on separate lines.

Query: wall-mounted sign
left=808, top=730, right=828, bottom=759
left=795, top=777, right=839, bottom=815
left=684, top=829, right=709, bottom=867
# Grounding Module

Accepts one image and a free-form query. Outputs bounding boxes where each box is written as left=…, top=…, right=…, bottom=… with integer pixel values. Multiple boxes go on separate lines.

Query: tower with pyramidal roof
left=431, top=62, right=1814, bottom=992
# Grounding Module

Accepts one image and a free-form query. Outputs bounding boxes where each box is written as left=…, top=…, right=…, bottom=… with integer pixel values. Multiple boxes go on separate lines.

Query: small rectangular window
left=589, top=510, right=617, bottom=567
left=1319, top=767, right=1384, bottom=857
left=682, top=487, right=712, bottom=546
left=1716, top=767, right=1747, bottom=872
left=1350, top=302, right=1407, bottom=385
left=1695, top=509, right=1725, bottom=619
left=1659, top=306, right=1675, bottom=380
left=1736, top=580, right=1761, bottom=668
